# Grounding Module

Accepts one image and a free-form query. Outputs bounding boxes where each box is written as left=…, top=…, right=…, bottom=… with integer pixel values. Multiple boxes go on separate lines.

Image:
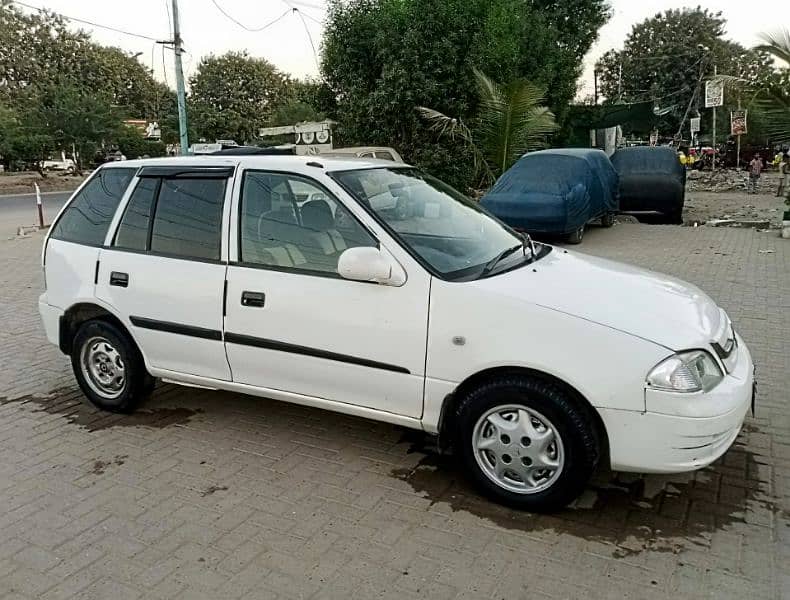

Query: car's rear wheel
left=566, top=225, right=584, bottom=244
left=455, top=375, right=599, bottom=511
left=71, top=320, right=153, bottom=413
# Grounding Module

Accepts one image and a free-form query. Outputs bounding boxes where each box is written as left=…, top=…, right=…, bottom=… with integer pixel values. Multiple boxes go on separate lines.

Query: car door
left=95, top=166, right=233, bottom=381
left=224, top=169, right=430, bottom=418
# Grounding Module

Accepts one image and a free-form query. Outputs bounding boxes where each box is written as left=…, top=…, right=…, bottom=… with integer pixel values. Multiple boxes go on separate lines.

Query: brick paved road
left=0, top=224, right=787, bottom=599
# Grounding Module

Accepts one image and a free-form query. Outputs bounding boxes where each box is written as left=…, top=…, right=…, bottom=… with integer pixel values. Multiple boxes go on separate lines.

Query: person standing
left=779, top=151, right=790, bottom=197
left=748, top=153, right=763, bottom=194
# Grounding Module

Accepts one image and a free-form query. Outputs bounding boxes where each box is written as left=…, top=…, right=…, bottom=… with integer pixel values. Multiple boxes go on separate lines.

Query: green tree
left=269, top=100, right=324, bottom=127
left=753, top=30, right=790, bottom=143
left=189, top=51, right=291, bottom=143
left=418, top=69, right=557, bottom=184
left=596, top=8, right=776, bottom=135
left=321, top=0, right=608, bottom=189
left=32, top=82, right=122, bottom=172
left=114, top=125, right=167, bottom=159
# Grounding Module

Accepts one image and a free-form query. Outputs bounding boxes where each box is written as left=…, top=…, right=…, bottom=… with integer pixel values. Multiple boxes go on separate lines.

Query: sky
left=9, top=0, right=790, bottom=101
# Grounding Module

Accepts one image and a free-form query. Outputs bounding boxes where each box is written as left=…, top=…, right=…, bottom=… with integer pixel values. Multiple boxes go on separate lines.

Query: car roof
left=102, top=154, right=410, bottom=174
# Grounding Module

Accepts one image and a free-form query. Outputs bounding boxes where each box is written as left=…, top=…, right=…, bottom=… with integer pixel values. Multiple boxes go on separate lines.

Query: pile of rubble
left=686, top=169, right=783, bottom=193
left=686, top=169, right=748, bottom=192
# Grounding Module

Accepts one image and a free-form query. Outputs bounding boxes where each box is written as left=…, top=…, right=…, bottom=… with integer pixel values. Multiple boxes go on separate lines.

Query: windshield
left=332, top=167, right=543, bottom=280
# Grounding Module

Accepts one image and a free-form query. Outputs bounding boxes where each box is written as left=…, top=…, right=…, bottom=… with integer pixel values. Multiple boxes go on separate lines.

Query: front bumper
left=600, top=336, right=754, bottom=473
left=38, top=294, right=62, bottom=347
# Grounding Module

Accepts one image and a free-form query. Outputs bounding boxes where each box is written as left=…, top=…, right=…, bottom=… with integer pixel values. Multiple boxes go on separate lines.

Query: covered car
left=611, top=146, right=686, bottom=224
left=480, top=148, right=619, bottom=244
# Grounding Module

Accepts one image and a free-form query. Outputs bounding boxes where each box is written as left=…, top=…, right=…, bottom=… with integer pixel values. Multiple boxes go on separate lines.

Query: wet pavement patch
left=392, top=428, right=780, bottom=558
left=0, top=387, right=200, bottom=432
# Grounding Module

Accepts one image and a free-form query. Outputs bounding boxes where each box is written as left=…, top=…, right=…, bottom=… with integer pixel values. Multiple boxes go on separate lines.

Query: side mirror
left=337, top=246, right=406, bottom=286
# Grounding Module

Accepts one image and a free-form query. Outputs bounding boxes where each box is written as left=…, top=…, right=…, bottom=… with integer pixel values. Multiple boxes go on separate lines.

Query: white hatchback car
left=38, top=155, right=755, bottom=511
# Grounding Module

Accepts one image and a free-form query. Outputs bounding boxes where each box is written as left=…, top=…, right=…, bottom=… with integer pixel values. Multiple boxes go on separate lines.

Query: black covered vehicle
left=611, top=146, right=686, bottom=224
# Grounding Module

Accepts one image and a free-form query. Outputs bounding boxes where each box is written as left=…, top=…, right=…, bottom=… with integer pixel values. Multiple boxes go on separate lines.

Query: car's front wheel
left=455, top=375, right=600, bottom=511
left=71, top=320, right=153, bottom=413
left=566, top=225, right=585, bottom=244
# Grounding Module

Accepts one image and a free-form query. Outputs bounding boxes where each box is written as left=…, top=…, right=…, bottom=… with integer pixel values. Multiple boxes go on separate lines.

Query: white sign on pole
left=690, top=117, right=701, bottom=134
left=704, top=80, right=724, bottom=107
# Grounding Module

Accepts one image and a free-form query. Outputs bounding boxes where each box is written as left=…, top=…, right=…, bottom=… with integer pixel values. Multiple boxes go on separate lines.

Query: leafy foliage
left=321, top=0, right=608, bottom=189
left=596, top=8, right=776, bottom=136
left=0, top=0, right=176, bottom=167
left=753, top=30, right=790, bottom=144
left=418, top=69, right=557, bottom=184
left=189, top=52, right=292, bottom=143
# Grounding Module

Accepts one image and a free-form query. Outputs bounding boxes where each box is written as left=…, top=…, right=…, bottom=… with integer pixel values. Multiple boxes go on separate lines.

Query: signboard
left=731, top=109, right=747, bottom=136
left=704, top=80, right=724, bottom=107
left=190, top=143, right=222, bottom=154
left=123, top=119, right=161, bottom=140
left=690, top=117, right=701, bottom=134
left=259, top=121, right=335, bottom=156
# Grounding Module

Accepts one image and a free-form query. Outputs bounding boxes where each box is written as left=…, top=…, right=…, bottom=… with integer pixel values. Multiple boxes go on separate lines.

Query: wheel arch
left=59, top=302, right=140, bottom=358
left=437, top=366, right=610, bottom=465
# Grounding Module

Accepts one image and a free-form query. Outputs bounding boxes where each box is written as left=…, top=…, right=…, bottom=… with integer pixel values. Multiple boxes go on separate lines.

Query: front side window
left=50, top=168, right=135, bottom=245
left=239, top=171, right=376, bottom=275
left=332, top=168, right=542, bottom=280
left=112, top=176, right=226, bottom=261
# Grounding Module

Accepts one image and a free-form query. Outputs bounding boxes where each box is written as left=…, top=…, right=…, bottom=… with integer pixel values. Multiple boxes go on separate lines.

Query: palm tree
left=754, top=30, right=790, bottom=143
left=418, top=68, right=558, bottom=186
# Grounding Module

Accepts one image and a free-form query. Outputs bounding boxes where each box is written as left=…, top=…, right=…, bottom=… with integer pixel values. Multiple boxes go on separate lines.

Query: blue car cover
left=481, top=148, right=619, bottom=234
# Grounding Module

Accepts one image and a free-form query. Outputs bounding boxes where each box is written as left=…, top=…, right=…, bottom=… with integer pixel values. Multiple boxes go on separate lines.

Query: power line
left=10, top=0, right=162, bottom=42
left=210, top=1, right=294, bottom=32
left=164, top=0, right=173, bottom=36
left=292, top=8, right=320, bottom=71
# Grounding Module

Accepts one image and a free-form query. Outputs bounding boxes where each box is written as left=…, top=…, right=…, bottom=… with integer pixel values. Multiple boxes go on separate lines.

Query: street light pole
left=171, top=0, right=189, bottom=155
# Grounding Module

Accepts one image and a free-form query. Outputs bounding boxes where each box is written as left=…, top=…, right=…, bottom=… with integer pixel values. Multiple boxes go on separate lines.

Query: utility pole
left=618, top=61, right=622, bottom=100
left=593, top=69, right=599, bottom=105
left=711, top=64, right=717, bottom=172
left=171, top=0, right=189, bottom=155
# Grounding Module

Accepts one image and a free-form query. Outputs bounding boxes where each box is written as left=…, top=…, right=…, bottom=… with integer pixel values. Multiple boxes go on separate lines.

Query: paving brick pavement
left=0, top=223, right=787, bottom=599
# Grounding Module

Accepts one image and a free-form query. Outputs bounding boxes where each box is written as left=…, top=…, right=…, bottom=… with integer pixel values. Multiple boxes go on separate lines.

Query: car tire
left=601, top=213, right=615, bottom=228
left=71, top=320, right=153, bottom=413
left=454, top=375, right=600, bottom=511
left=566, top=225, right=584, bottom=244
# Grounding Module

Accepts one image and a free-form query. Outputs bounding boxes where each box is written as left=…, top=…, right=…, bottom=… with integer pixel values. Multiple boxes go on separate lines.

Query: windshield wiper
left=480, top=244, right=523, bottom=277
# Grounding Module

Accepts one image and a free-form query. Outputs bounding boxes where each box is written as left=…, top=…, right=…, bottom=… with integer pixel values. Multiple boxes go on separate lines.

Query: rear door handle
left=110, top=271, right=129, bottom=287
left=241, top=291, right=265, bottom=307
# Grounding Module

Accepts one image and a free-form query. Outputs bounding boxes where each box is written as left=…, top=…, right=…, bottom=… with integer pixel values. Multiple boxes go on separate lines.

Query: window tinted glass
left=150, top=178, right=225, bottom=260
left=375, top=151, right=395, bottom=161
left=240, top=172, right=375, bottom=274
left=51, top=168, right=135, bottom=245
left=114, top=178, right=157, bottom=250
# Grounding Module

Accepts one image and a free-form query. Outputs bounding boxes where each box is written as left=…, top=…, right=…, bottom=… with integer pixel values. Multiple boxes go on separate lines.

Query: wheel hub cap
left=80, top=337, right=126, bottom=400
left=472, top=404, right=565, bottom=494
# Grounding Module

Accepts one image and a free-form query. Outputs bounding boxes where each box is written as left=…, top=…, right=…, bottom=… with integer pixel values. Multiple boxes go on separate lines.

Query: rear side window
left=114, top=178, right=158, bottom=251
left=150, top=179, right=226, bottom=260
left=50, top=168, right=135, bottom=245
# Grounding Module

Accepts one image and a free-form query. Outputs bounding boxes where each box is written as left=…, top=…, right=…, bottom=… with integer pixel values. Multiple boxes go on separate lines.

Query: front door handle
left=241, top=291, right=265, bottom=307
left=110, top=271, right=129, bottom=287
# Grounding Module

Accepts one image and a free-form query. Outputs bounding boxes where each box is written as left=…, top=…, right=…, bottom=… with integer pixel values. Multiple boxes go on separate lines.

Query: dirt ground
left=682, top=189, right=786, bottom=227
left=0, top=171, right=87, bottom=195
